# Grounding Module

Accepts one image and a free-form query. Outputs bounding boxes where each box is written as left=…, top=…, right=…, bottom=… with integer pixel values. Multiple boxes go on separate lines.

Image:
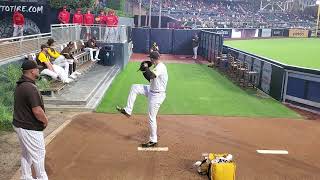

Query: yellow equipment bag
left=209, top=162, right=236, bottom=180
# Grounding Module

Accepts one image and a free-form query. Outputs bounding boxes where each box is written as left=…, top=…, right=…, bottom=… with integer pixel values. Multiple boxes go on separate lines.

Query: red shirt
left=98, top=15, right=107, bottom=24
left=13, top=12, right=24, bottom=26
left=84, top=13, right=94, bottom=25
left=105, top=15, right=119, bottom=27
left=58, top=10, right=70, bottom=24
left=73, top=13, right=83, bottom=24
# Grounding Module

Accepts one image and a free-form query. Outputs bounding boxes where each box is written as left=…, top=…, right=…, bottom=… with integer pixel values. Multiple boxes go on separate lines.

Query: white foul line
left=137, top=147, right=169, bottom=152
left=257, top=150, right=289, bottom=155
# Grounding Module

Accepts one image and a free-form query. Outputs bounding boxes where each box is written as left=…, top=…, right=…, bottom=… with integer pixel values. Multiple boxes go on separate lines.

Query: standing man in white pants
left=117, top=51, right=168, bottom=148
left=13, top=60, right=49, bottom=180
left=192, top=34, right=199, bottom=60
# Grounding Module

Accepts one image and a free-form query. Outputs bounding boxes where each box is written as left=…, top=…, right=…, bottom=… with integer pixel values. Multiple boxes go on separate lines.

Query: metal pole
left=149, top=0, right=152, bottom=27
left=138, top=0, right=142, bottom=27
left=158, top=0, right=162, bottom=28
left=316, top=3, right=320, bottom=37
left=145, top=15, right=147, bottom=27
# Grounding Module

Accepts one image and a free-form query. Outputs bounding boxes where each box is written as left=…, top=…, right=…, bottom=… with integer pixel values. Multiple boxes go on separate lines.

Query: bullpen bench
left=28, top=40, right=93, bottom=96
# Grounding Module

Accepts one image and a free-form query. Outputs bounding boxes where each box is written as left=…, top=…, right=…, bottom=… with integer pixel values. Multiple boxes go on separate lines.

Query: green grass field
left=224, top=38, right=320, bottom=69
left=96, top=62, right=300, bottom=118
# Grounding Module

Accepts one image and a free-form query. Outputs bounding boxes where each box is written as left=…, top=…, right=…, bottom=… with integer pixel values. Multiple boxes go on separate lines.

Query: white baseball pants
left=40, top=64, right=69, bottom=83
left=84, top=48, right=100, bottom=61
left=124, top=84, right=166, bottom=143
left=13, top=126, right=48, bottom=180
left=13, top=25, right=24, bottom=37
left=193, top=46, right=198, bottom=59
left=104, top=27, right=119, bottom=43
left=53, top=55, right=69, bottom=73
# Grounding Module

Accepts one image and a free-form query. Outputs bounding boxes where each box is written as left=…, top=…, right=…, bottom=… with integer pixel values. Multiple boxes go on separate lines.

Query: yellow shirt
left=47, top=48, right=61, bottom=59
left=38, top=52, right=50, bottom=63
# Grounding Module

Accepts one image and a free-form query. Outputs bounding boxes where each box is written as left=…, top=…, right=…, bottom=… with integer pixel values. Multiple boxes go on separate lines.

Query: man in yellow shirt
left=47, top=38, right=77, bottom=79
left=38, top=45, right=73, bottom=84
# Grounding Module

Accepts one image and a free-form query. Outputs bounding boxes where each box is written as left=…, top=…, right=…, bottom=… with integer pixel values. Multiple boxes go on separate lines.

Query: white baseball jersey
left=150, top=62, right=168, bottom=92
left=123, top=62, right=168, bottom=143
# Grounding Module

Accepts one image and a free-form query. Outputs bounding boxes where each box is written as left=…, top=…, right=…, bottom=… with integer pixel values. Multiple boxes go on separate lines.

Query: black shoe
left=116, top=106, right=131, bottom=118
left=141, top=141, right=158, bottom=148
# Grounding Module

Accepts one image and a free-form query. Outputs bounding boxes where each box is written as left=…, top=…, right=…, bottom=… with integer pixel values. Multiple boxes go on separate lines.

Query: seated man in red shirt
left=58, top=6, right=70, bottom=24
left=13, top=10, right=24, bottom=37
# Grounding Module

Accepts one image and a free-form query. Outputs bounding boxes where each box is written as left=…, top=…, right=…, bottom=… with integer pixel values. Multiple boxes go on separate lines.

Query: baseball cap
left=148, top=51, right=160, bottom=60
left=21, top=60, right=41, bottom=70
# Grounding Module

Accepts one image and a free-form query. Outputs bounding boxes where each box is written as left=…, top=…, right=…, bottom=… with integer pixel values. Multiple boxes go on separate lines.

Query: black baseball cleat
left=116, top=106, right=131, bottom=118
left=141, top=141, right=158, bottom=148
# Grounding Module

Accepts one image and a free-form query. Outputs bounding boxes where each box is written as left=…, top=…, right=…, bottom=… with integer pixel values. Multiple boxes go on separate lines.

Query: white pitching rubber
left=257, top=150, right=289, bottom=154
left=137, top=147, right=169, bottom=152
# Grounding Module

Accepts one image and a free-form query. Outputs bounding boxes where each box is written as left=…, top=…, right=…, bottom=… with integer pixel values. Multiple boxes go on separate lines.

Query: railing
left=51, top=24, right=128, bottom=43
left=0, top=24, right=129, bottom=63
left=0, top=33, right=51, bottom=62
left=51, top=24, right=79, bottom=43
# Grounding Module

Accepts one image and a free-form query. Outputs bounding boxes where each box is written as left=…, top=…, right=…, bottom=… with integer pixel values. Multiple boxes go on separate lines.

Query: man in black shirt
left=12, top=60, right=49, bottom=180
left=61, top=41, right=82, bottom=76
left=84, top=37, right=101, bottom=61
left=150, top=42, right=159, bottom=53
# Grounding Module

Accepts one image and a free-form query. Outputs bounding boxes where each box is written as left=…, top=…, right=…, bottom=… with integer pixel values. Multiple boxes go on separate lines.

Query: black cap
left=148, top=51, right=160, bottom=60
left=21, top=60, right=41, bottom=70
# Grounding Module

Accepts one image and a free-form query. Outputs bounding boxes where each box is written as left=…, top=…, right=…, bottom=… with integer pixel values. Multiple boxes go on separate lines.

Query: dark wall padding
left=98, top=42, right=131, bottom=70
left=286, top=77, right=306, bottom=99
left=150, top=28, right=173, bottom=54
left=200, top=31, right=224, bottom=61
left=173, top=29, right=200, bottom=55
left=132, top=28, right=221, bottom=55
left=286, top=77, right=320, bottom=103
left=271, top=29, right=284, bottom=37
left=307, top=81, right=320, bottom=103
left=134, top=15, right=177, bottom=28
left=269, top=65, right=285, bottom=101
left=132, top=28, right=150, bottom=53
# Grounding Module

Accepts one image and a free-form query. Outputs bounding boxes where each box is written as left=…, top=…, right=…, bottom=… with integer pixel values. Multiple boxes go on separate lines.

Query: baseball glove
left=138, top=61, right=153, bottom=71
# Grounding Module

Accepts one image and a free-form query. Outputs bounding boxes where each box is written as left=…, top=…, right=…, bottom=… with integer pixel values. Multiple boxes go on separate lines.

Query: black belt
left=150, top=90, right=165, bottom=93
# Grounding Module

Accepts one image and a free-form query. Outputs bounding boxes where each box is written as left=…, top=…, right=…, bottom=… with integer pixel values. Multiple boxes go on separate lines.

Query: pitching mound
left=45, top=113, right=320, bottom=180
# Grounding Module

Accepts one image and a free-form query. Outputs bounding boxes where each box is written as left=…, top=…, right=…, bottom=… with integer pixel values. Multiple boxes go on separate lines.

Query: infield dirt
left=45, top=113, right=320, bottom=180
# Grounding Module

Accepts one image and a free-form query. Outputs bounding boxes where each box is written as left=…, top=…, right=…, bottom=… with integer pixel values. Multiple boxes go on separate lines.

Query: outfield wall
left=132, top=28, right=200, bottom=55
left=224, top=46, right=320, bottom=110
left=201, top=28, right=311, bottom=39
